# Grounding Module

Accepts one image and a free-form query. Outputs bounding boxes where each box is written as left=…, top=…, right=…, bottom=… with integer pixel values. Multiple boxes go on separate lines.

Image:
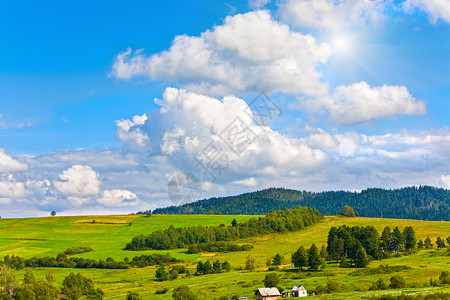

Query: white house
left=292, top=285, right=307, bottom=297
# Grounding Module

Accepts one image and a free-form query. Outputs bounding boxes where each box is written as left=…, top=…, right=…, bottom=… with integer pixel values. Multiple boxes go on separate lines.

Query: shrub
left=127, top=291, right=142, bottom=299
left=170, top=270, right=179, bottom=280
left=440, top=271, right=450, bottom=284
left=263, top=273, right=280, bottom=288
left=155, top=287, right=169, bottom=294
left=326, top=281, right=340, bottom=293
left=63, top=247, right=93, bottom=255
left=389, top=275, right=406, bottom=289
left=172, top=285, right=197, bottom=300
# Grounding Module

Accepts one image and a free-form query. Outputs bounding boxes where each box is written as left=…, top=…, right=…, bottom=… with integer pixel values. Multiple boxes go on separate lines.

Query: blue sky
left=0, top=0, right=449, bottom=217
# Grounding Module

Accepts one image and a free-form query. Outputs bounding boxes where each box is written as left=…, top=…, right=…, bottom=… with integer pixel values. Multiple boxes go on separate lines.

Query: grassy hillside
left=0, top=214, right=449, bottom=299
left=0, top=214, right=254, bottom=260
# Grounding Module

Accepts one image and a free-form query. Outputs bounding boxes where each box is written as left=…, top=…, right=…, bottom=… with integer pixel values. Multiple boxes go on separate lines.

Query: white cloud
left=279, top=0, right=389, bottom=30
left=117, top=87, right=326, bottom=181
left=0, top=181, right=26, bottom=203
left=0, top=149, right=28, bottom=173
left=232, top=177, right=258, bottom=187
left=111, top=11, right=331, bottom=96
left=249, top=0, right=270, bottom=9
left=97, top=189, right=141, bottom=207
left=441, top=175, right=450, bottom=188
left=53, top=165, right=101, bottom=198
left=304, top=82, right=427, bottom=125
left=1, top=125, right=450, bottom=215
left=402, top=0, right=450, bottom=23
left=115, top=114, right=150, bottom=152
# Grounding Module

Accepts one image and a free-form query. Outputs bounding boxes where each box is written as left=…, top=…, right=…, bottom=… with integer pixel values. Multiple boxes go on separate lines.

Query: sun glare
left=331, top=33, right=353, bottom=55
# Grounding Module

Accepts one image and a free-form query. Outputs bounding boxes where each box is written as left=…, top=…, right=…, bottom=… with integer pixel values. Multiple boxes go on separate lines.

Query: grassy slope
left=0, top=214, right=449, bottom=299
left=0, top=214, right=254, bottom=260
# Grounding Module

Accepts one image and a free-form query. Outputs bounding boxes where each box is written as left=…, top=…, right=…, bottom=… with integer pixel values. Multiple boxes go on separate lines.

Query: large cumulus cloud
left=111, top=11, right=331, bottom=96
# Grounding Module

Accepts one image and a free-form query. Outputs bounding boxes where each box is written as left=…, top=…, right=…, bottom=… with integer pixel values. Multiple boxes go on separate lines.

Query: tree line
left=126, top=206, right=323, bottom=250
left=152, top=186, right=450, bottom=221
left=186, top=241, right=253, bottom=253
left=2, top=252, right=181, bottom=270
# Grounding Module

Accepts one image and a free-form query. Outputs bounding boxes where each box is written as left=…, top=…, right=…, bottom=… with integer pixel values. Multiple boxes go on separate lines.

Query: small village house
left=292, top=285, right=307, bottom=297
left=255, top=287, right=282, bottom=300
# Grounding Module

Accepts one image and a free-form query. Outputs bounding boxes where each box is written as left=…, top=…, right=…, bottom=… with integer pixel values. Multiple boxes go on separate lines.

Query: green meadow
left=0, top=214, right=449, bottom=299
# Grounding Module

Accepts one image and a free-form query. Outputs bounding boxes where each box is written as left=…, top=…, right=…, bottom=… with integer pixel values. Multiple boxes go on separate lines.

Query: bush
left=263, top=273, right=280, bottom=288
left=127, top=291, right=142, bottom=300
left=172, top=285, right=197, bottom=300
left=62, top=272, right=104, bottom=300
left=170, top=270, right=179, bottom=280
left=63, top=247, right=93, bottom=255
left=440, top=271, right=450, bottom=284
left=315, top=285, right=325, bottom=295
left=339, top=256, right=348, bottom=268
left=389, top=275, right=406, bottom=289
left=326, top=281, right=340, bottom=293
left=155, top=266, right=170, bottom=281
left=155, top=287, right=169, bottom=294
left=340, top=205, right=356, bottom=217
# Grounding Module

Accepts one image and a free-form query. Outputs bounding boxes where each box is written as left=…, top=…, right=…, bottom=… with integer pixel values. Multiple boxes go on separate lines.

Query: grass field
left=0, top=214, right=449, bottom=299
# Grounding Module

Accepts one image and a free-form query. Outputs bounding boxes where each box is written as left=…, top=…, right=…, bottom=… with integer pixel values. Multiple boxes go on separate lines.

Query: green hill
left=152, top=186, right=450, bottom=221
left=0, top=214, right=449, bottom=299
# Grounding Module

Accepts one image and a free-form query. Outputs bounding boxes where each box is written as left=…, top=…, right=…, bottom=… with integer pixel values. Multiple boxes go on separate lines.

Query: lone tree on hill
left=264, top=273, right=280, bottom=288
left=50, top=211, right=56, bottom=217
left=340, top=206, right=355, bottom=217
left=245, top=255, right=255, bottom=271
left=146, top=210, right=152, bottom=217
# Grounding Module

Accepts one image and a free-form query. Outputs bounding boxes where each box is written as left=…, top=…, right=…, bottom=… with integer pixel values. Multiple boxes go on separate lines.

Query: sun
left=331, top=32, right=354, bottom=56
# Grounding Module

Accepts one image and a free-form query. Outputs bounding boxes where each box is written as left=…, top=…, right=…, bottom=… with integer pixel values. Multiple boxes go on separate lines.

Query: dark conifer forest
left=152, top=186, right=450, bottom=221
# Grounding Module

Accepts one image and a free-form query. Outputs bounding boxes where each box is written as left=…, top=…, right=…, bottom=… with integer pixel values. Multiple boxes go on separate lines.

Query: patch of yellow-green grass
left=74, top=215, right=140, bottom=224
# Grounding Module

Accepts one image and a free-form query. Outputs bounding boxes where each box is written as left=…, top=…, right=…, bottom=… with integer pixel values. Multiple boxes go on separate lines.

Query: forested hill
left=152, top=186, right=450, bottom=221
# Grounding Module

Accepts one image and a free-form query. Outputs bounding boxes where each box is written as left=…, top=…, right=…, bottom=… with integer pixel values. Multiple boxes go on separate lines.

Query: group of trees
left=292, top=244, right=326, bottom=271
left=196, top=260, right=231, bottom=275
left=418, top=236, right=450, bottom=249
left=267, top=253, right=283, bottom=267
left=155, top=265, right=183, bottom=281
left=0, top=266, right=103, bottom=300
left=152, top=186, right=450, bottom=221
left=126, top=206, right=323, bottom=250
left=323, top=225, right=419, bottom=268
left=369, top=276, right=406, bottom=290
left=155, top=259, right=232, bottom=281
left=186, top=242, right=253, bottom=253
left=61, top=272, right=104, bottom=300
left=380, top=226, right=417, bottom=252
left=326, top=225, right=383, bottom=268
left=2, top=252, right=181, bottom=270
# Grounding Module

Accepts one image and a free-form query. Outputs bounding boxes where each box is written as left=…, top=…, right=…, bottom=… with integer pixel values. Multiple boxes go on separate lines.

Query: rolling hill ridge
left=153, top=186, right=450, bottom=221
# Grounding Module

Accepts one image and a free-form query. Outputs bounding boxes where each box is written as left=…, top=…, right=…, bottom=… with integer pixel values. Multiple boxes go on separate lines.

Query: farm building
left=281, top=285, right=308, bottom=298
left=255, top=287, right=282, bottom=300
left=292, top=285, right=307, bottom=297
